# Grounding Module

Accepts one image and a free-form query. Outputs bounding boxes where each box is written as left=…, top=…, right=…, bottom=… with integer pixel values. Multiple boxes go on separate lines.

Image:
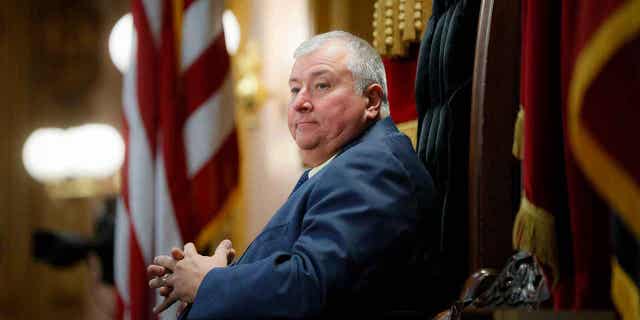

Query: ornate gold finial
left=234, top=41, right=266, bottom=129
left=398, top=0, right=406, bottom=31
left=372, top=0, right=433, bottom=57
left=414, top=19, right=423, bottom=31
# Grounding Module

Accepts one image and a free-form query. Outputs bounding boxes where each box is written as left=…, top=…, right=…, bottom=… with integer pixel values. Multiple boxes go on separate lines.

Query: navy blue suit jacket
left=181, top=117, right=434, bottom=319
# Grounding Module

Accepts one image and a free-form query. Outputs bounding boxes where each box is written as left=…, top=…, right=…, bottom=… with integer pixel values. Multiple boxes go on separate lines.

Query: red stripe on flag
left=117, top=1, right=160, bottom=319
left=191, top=130, right=239, bottom=229
left=114, top=288, right=125, bottom=319
left=183, top=32, right=230, bottom=115
left=183, top=0, right=196, bottom=11
left=128, top=224, right=152, bottom=320
left=132, top=0, right=159, bottom=156
left=158, top=0, right=193, bottom=244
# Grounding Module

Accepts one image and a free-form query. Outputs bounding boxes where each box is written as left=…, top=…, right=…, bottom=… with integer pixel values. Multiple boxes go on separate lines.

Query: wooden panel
left=0, top=2, right=44, bottom=319
left=468, top=0, right=521, bottom=271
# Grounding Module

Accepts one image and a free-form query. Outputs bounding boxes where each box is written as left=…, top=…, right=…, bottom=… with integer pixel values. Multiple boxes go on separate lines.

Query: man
left=148, top=31, right=435, bottom=318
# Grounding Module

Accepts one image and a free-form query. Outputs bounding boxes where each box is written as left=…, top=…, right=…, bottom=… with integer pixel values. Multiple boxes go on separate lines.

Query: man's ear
left=364, top=83, right=383, bottom=119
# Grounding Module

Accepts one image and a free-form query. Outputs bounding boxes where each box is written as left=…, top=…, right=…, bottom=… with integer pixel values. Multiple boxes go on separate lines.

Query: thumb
left=183, top=242, right=198, bottom=257
left=214, top=239, right=233, bottom=255
left=171, top=247, right=185, bottom=260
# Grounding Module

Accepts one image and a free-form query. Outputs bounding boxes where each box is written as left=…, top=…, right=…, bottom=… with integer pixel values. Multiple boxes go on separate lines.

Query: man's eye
left=316, top=83, right=330, bottom=90
left=290, top=88, right=300, bottom=95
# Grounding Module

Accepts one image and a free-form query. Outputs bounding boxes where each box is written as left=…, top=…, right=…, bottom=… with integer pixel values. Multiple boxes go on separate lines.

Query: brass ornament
left=371, top=0, right=432, bottom=57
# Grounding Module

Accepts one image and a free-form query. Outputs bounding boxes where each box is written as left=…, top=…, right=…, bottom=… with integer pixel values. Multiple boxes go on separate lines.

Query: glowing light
left=22, top=124, right=125, bottom=182
left=223, top=10, right=241, bottom=55
left=109, top=13, right=133, bottom=73
left=67, top=124, right=125, bottom=178
left=23, top=128, right=69, bottom=182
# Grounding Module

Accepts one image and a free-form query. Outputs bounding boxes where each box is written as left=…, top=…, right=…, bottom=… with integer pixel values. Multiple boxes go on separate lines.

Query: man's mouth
left=296, top=121, right=316, bottom=128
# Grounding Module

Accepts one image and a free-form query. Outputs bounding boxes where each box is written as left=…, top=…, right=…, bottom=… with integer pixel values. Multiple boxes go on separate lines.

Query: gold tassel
left=512, top=195, right=559, bottom=285
left=397, top=119, right=419, bottom=150
left=512, top=107, right=525, bottom=160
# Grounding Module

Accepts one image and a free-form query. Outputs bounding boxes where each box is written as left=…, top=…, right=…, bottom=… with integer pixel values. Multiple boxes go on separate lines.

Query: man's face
left=287, top=41, right=373, bottom=163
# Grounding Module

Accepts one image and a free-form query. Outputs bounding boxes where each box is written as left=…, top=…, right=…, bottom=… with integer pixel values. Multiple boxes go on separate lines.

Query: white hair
left=293, top=31, right=390, bottom=118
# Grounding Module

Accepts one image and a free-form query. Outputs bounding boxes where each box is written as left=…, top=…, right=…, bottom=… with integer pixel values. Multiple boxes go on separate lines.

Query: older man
left=149, top=31, right=434, bottom=318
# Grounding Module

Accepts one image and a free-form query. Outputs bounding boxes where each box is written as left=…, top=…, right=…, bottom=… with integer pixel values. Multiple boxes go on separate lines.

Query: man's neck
left=300, top=147, right=337, bottom=167
left=308, top=154, right=337, bottom=178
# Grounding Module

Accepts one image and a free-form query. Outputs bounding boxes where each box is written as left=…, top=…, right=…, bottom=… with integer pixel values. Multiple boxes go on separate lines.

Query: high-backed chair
left=431, top=0, right=522, bottom=317
left=414, top=0, right=482, bottom=315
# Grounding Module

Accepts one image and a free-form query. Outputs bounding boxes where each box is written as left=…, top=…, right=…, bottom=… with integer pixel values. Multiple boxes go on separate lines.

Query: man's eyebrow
left=310, top=70, right=330, bottom=77
left=289, top=70, right=333, bottom=84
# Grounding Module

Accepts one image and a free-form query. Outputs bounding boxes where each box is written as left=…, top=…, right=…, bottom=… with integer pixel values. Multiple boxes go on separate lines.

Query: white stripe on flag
left=142, top=0, right=163, bottom=46
left=181, top=0, right=223, bottom=71
left=184, top=77, right=234, bottom=177
left=114, top=197, right=130, bottom=305
left=123, top=33, right=154, bottom=264
left=154, top=146, right=183, bottom=256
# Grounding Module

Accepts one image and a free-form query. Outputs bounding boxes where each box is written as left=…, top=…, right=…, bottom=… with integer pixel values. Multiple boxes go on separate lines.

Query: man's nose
left=292, top=89, right=312, bottom=112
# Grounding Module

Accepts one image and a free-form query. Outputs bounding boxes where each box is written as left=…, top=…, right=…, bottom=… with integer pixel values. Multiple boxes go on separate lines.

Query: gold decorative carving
left=372, top=0, right=432, bottom=57
left=233, top=41, right=266, bottom=129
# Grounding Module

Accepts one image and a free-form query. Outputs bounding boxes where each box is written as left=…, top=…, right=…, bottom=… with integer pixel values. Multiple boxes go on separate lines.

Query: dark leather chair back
left=413, top=0, right=481, bottom=314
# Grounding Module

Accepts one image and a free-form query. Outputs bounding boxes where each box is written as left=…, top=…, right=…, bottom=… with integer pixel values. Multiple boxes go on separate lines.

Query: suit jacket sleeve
left=184, top=142, right=420, bottom=319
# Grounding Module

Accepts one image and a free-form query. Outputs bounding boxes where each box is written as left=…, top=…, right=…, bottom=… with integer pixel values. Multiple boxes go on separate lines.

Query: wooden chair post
left=468, top=0, right=522, bottom=272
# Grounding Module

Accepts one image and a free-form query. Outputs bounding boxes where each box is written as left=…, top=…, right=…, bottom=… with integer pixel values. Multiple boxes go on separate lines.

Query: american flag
left=114, top=0, right=238, bottom=319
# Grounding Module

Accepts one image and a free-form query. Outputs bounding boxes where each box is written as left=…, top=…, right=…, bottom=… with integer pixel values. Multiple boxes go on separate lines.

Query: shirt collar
left=308, top=154, right=336, bottom=178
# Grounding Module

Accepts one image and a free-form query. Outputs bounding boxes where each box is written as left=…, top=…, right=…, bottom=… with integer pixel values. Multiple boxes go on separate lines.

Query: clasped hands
left=147, top=239, right=236, bottom=314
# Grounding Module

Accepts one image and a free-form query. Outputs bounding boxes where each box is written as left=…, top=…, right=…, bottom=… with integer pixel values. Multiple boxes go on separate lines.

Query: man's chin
left=296, top=143, right=318, bottom=151
left=295, top=137, right=320, bottom=151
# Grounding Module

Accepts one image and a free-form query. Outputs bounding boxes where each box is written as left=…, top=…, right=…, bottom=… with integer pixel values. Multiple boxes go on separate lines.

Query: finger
left=214, top=239, right=232, bottom=255
left=218, top=239, right=233, bottom=250
left=171, top=247, right=185, bottom=260
left=153, top=255, right=177, bottom=272
left=183, top=242, right=198, bottom=257
left=149, top=275, right=171, bottom=289
left=153, top=293, right=179, bottom=314
left=147, top=264, right=166, bottom=278
left=159, top=286, right=172, bottom=297
left=165, top=274, right=176, bottom=287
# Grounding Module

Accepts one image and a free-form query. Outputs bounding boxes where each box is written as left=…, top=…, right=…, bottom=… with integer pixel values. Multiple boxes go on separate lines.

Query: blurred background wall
left=0, top=0, right=127, bottom=319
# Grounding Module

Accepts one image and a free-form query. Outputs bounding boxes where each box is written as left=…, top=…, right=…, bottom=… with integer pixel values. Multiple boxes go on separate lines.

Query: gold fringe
left=612, top=258, right=640, bottom=320
left=512, top=195, right=559, bottom=285
left=372, top=0, right=433, bottom=57
left=196, top=187, right=241, bottom=255
left=512, top=107, right=524, bottom=160
left=397, top=119, right=419, bottom=150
